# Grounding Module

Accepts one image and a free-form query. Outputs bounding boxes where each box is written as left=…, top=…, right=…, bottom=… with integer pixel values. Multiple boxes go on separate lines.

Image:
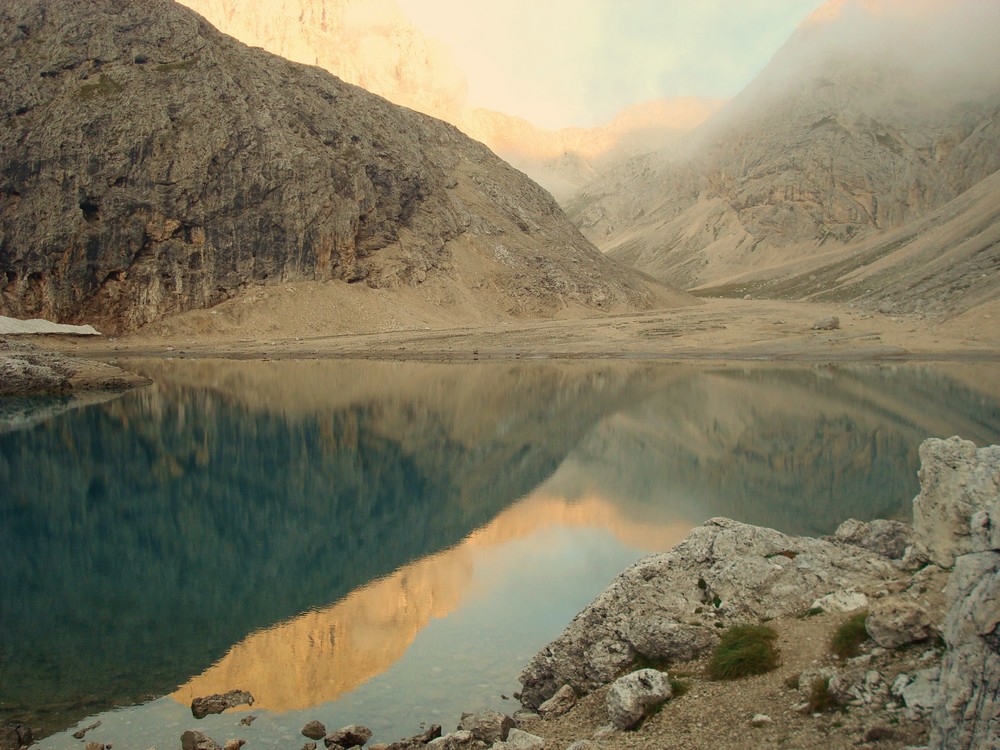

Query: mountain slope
left=0, top=0, right=679, bottom=334
left=569, top=0, right=1000, bottom=309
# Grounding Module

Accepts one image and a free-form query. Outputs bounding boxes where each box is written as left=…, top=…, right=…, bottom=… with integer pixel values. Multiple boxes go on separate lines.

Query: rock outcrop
left=519, top=435, right=1000, bottom=748
left=913, top=436, right=1000, bottom=568
left=517, top=516, right=901, bottom=707
left=0, top=0, right=671, bottom=334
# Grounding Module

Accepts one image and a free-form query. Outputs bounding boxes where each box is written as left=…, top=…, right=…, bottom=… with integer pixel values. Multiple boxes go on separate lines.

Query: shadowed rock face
left=0, top=0, right=660, bottom=333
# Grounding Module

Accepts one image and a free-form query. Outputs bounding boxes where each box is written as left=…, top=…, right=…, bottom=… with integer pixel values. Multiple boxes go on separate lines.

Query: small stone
left=85, top=742, right=107, bottom=750
left=73, top=720, right=102, bottom=740
left=538, top=684, right=576, bottom=719
left=302, top=743, right=317, bottom=750
left=750, top=714, right=773, bottom=727
left=501, top=728, right=544, bottom=750
left=324, top=724, right=373, bottom=748
left=239, top=716, right=256, bottom=726
left=223, top=740, right=245, bottom=750
left=302, top=721, right=327, bottom=740
left=811, top=590, right=869, bottom=613
left=812, top=316, right=840, bottom=330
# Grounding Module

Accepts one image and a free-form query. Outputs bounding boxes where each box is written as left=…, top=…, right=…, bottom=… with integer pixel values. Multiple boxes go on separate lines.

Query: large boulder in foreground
left=517, top=516, right=899, bottom=708
left=913, top=436, right=1000, bottom=568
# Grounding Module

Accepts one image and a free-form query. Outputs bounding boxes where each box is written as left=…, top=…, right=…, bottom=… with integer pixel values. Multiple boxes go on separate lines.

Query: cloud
left=396, top=0, right=820, bottom=128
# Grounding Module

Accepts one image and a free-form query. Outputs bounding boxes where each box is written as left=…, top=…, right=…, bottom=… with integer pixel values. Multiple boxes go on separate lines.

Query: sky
left=396, top=0, right=823, bottom=129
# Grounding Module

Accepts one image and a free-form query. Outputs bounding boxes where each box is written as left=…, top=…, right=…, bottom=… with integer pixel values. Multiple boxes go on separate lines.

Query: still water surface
left=2, top=359, right=999, bottom=747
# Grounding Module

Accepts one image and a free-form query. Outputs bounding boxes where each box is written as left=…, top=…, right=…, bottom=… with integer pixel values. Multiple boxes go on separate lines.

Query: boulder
left=324, top=724, right=373, bottom=749
left=811, top=590, right=869, bottom=613
left=496, top=728, right=544, bottom=750
left=456, top=708, right=513, bottom=743
left=181, top=730, right=223, bottom=750
left=833, top=518, right=913, bottom=559
left=900, top=667, right=940, bottom=717
left=425, top=730, right=484, bottom=750
left=865, top=596, right=935, bottom=648
left=302, top=721, right=327, bottom=740
left=537, top=684, right=576, bottom=719
left=191, top=689, right=254, bottom=719
left=605, top=669, right=673, bottom=730
left=519, top=517, right=899, bottom=707
left=929, top=550, right=1000, bottom=748
left=912, top=437, right=1000, bottom=567
left=812, top=316, right=840, bottom=330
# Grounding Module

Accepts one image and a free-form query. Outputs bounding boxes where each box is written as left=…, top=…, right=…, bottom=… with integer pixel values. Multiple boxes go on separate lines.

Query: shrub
left=806, top=676, right=842, bottom=713
left=708, top=624, right=779, bottom=680
left=831, top=611, right=869, bottom=659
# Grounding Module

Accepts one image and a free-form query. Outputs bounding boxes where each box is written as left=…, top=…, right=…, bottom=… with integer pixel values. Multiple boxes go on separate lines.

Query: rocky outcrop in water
left=0, top=0, right=665, bottom=334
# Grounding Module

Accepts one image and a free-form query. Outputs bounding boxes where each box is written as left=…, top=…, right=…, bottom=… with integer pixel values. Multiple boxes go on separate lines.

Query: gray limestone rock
left=537, top=685, right=576, bottom=719
left=457, top=709, right=513, bottom=744
left=812, top=316, right=840, bottom=331
left=605, top=669, right=673, bottom=730
left=496, top=729, right=545, bottom=750
left=912, top=437, right=1000, bottom=568
left=929, top=551, right=1000, bottom=749
left=518, top=517, right=899, bottom=707
left=834, top=518, right=913, bottom=560
left=866, top=596, right=936, bottom=648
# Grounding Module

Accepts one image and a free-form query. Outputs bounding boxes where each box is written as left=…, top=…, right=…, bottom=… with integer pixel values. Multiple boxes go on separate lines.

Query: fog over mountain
left=570, top=0, right=1000, bottom=314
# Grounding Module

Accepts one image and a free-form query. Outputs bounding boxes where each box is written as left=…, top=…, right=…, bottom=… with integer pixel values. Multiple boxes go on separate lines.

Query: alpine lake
left=2, top=358, right=999, bottom=748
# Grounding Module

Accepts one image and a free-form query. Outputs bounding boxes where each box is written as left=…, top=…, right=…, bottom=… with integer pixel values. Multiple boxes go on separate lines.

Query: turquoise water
left=1, top=360, right=998, bottom=748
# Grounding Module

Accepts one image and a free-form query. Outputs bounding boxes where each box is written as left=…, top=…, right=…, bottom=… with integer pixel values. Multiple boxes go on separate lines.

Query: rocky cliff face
left=0, top=0, right=665, bottom=334
left=569, top=0, right=1000, bottom=306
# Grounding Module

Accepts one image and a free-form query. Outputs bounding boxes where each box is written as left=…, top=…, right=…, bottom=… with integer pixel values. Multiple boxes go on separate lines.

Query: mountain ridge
left=0, top=0, right=682, bottom=334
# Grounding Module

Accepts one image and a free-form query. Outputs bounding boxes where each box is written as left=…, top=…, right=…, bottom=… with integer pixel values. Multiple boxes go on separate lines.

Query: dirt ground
left=35, top=291, right=1000, bottom=365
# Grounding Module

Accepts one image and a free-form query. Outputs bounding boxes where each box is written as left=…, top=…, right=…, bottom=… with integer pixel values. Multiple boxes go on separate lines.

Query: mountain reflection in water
left=1, top=360, right=998, bottom=743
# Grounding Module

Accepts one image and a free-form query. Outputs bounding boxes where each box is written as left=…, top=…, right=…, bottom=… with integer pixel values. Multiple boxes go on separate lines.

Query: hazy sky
left=397, top=0, right=822, bottom=129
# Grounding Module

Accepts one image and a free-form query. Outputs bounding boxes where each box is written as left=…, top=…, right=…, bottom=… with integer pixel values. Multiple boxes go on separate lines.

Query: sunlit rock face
left=0, top=0, right=664, bottom=333
left=178, top=0, right=468, bottom=122
left=570, top=0, right=1000, bottom=305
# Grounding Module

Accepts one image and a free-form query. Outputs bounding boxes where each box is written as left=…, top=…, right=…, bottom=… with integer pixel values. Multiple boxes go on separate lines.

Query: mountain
left=175, top=0, right=722, bottom=201
left=568, top=0, right=1000, bottom=313
left=0, top=0, right=678, bottom=334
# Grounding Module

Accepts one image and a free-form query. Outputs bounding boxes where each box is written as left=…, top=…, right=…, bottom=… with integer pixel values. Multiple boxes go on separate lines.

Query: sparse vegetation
left=831, top=611, right=869, bottom=659
left=799, top=606, right=824, bottom=619
left=77, top=74, right=123, bottom=99
left=708, top=624, right=779, bottom=680
left=155, top=57, right=199, bottom=72
left=669, top=677, right=689, bottom=697
left=805, top=676, right=842, bottom=713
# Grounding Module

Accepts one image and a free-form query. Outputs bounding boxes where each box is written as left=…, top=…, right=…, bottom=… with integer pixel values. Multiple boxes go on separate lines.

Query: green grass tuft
left=831, top=611, right=869, bottom=659
left=669, top=678, right=689, bottom=697
left=708, top=624, right=779, bottom=680
left=77, top=74, right=123, bottom=99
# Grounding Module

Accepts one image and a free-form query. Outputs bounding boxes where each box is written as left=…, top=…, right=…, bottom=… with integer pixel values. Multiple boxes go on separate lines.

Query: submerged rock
left=191, top=689, right=254, bottom=719
left=302, top=721, right=327, bottom=740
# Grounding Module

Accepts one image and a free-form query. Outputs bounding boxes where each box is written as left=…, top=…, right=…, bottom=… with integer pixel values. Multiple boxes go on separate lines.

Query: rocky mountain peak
left=0, top=0, right=675, bottom=333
